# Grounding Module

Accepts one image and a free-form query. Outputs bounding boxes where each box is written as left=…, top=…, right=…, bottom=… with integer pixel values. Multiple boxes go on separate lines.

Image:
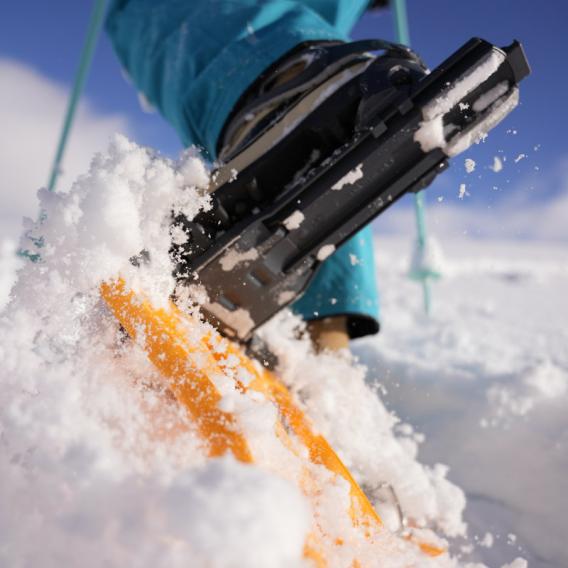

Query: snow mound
left=2, top=136, right=472, bottom=566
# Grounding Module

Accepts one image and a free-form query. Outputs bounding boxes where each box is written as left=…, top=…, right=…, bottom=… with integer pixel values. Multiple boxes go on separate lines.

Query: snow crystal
left=458, top=183, right=470, bottom=199
left=490, top=156, right=503, bottom=172
left=465, top=158, right=476, bottom=173
left=514, top=153, right=527, bottom=163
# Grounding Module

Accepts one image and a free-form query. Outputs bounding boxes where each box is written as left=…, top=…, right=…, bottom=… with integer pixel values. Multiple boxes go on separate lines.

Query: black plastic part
left=172, top=37, right=530, bottom=345
left=503, top=40, right=531, bottom=83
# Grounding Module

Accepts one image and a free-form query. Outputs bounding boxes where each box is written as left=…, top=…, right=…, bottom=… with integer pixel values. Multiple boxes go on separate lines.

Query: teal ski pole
left=47, top=0, right=107, bottom=192
left=391, top=0, right=432, bottom=315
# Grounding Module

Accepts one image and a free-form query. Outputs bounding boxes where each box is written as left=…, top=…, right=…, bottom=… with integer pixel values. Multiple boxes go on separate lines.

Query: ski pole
left=391, top=0, right=432, bottom=315
left=47, top=0, right=107, bottom=192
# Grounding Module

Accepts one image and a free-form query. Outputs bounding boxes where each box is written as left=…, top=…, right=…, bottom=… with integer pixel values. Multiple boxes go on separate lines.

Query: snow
left=422, top=52, right=506, bottom=122
left=219, top=247, right=259, bottom=271
left=472, top=83, right=509, bottom=113
left=465, top=159, right=476, bottom=174
left=446, top=89, right=519, bottom=157
left=354, top=236, right=568, bottom=568
left=283, top=210, right=305, bottom=231
left=331, top=163, right=364, bottom=191
left=458, top=183, right=470, bottom=199
left=0, top=137, right=457, bottom=567
left=317, top=244, right=336, bottom=261
left=490, top=157, right=504, bottom=173
left=1, top=135, right=566, bottom=567
left=414, top=51, right=519, bottom=159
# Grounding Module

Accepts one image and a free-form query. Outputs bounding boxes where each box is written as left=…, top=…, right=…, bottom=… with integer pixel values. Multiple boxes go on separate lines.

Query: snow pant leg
left=105, top=0, right=380, bottom=337
left=291, top=226, right=380, bottom=338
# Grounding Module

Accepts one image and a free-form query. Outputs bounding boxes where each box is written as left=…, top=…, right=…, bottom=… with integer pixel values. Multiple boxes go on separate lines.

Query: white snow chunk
left=514, top=153, right=527, bottom=163
left=349, top=254, right=360, bottom=266
left=220, top=248, right=259, bottom=272
left=414, top=115, right=446, bottom=153
left=465, top=158, right=476, bottom=173
left=283, top=210, right=305, bottom=231
left=490, top=156, right=504, bottom=172
left=170, top=223, right=189, bottom=246
left=458, top=183, right=470, bottom=199
left=332, top=163, right=363, bottom=190
left=178, top=150, right=211, bottom=190
left=317, top=244, right=336, bottom=261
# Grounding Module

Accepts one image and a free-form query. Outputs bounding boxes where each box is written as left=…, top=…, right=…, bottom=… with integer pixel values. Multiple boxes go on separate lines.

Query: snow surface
left=1, top=136, right=565, bottom=567
left=354, top=236, right=568, bottom=568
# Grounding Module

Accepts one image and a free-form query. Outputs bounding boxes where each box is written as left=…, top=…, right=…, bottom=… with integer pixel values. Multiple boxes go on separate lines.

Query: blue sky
left=1, top=0, right=566, bottom=218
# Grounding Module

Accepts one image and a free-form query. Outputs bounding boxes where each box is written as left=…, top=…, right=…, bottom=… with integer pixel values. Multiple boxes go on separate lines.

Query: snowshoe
left=170, top=37, right=530, bottom=346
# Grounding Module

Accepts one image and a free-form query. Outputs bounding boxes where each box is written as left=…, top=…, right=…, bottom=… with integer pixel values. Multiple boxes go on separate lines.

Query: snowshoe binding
left=170, top=37, right=530, bottom=347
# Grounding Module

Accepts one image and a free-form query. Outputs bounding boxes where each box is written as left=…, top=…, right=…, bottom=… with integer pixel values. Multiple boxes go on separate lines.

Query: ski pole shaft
left=392, top=0, right=410, bottom=46
left=47, top=0, right=107, bottom=192
left=392, top=0, right=432, bottom=315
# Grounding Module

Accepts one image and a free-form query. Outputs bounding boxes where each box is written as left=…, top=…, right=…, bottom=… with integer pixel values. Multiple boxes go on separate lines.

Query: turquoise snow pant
left=106, top=0, right=380, bottom=337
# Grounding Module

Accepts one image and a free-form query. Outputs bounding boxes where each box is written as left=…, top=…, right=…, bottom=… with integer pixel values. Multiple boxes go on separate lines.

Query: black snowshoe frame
left=172, top=38, right=530, bottom=346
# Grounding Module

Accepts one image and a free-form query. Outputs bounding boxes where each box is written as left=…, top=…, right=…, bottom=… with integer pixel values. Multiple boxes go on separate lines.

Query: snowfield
left=355, top=236, right=568, bottom=568
left=0, top=136, right=566, bottom=567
